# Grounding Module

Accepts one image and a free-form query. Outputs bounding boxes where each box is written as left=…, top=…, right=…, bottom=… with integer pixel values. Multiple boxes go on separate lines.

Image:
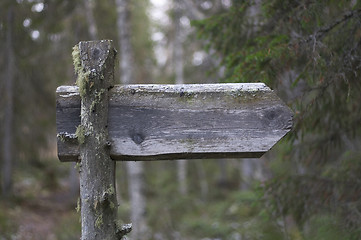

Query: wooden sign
left=57, top=40, right=293, bottom=239
left=56, top=83, right=293, bottom=162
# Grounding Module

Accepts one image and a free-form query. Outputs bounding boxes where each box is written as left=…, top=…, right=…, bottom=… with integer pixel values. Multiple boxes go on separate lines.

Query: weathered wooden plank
left=56, top=83, right=293, bottom=161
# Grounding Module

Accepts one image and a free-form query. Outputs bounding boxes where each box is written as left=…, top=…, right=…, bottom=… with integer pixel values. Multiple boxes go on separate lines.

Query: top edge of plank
left=56, top=83, right=270, bottom=94
left=116, top=83, right=269, bottom=93
left=56, top=85, right=79, bottom=93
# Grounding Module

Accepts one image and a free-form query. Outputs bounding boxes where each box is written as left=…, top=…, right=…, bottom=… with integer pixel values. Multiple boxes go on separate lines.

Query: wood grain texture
left=75, top=40, right=118, bottom=240
left=56, top=83, right=293, bottom=161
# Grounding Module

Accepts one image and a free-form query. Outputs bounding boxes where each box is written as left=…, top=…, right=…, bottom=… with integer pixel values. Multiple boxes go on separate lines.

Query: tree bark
left=116, top=0, right=148, bottom=238
left=75, top=40, right=118, bottom=240
left=2, top=6, right=15, bottom=197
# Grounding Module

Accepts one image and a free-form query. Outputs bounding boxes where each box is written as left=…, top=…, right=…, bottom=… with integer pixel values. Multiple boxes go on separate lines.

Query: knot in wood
left=92, top=47, right=101, bottom=60
left=131, top=132, right=145, bottom=145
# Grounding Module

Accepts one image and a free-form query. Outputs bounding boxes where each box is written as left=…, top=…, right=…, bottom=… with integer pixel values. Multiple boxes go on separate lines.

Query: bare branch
left=302, top=8, right=361, bottom=44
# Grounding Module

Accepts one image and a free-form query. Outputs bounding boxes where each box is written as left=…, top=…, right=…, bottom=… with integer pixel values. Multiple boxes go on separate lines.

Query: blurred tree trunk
left=174, top=2, right=184, bottom=86
left=68, top=163, right=79, bottom=202
left=2, top=6, right=14, bottom=197
left=240, top=159, right=253, bottom=190
left=181, top=0, right=204, bottom=20
left=174, top=1, right=188, bottom=196
left=126, top=162, right=148, bottom=238
left=196, top=161, right=208, bottom=199
left=84, top=0, right=98, bottom=40
left=177, top=160, right=187, bottom=195
left=116, top=0, right=134, bottom=85
left=217, top=159, right=227, bottom=185
left=116, top=0, right=148, bottom=238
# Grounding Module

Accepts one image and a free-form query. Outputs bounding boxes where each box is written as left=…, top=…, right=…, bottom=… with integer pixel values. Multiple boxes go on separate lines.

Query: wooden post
left=73, top=40, right=129, bottom=239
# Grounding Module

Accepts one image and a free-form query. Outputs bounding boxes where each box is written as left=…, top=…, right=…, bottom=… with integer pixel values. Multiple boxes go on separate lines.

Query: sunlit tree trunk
left=116, top=0, right=149, bottom=238
left=196, top=161, right=208, bottom=199
left=2, top=6, right=15, bottom=197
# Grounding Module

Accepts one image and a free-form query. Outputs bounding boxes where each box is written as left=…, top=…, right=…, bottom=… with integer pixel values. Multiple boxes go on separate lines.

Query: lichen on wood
left=57, top=132, right=77, bottom=143
left=76, top=197, right=81, bottom=213
left=72, top=44, right=90, bottom=98
left=115, top=222, right=132, bottom=239
left=72, top=45, right=81, bottom=71
left=75, top=40, right=121, bottom=240
left=95, top=214, right=103, bottom=228
left=90, top=89, right=105, bottom=112
left=75, top=125, right=85, bottom=145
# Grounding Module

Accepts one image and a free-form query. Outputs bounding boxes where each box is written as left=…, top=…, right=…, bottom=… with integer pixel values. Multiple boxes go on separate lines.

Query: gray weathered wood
left=56, top=83, right=293, bottom=162
left=74, top=40, right=120, bottom=240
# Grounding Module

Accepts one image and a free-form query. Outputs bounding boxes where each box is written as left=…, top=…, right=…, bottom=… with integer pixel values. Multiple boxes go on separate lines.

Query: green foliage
left=2, top=0, right=361, bottom=239
left=178, top=190, right=284, bottom=240
left=142, top=160, right=288, bottom=239
left=305, top=214, right=355, bottom=240
left=194, top=0, right=361, bottom=238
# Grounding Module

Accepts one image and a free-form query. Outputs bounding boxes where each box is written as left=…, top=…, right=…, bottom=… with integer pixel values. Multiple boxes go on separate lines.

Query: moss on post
left=75, top=40, right=125, bottom=240
left=75, top=125, right=86, bottom=145
left=72, top=45, right=91, bottom=99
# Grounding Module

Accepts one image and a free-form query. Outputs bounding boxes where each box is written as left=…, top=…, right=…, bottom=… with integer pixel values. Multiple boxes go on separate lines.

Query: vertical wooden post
left=73, top=40, right=119, bottom=239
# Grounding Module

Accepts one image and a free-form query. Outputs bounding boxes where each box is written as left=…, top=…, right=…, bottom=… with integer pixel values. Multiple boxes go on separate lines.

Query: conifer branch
left=306, top=8, right=361, bottom=43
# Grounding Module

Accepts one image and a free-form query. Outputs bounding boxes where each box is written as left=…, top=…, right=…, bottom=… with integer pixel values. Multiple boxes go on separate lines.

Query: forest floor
left=15, top=191, right=76, bottom=239
left=1, top=187, right=80, bottom=239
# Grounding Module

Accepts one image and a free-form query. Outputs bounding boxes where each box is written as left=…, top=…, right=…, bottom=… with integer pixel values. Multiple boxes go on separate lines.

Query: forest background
left=1, top=0, right=361, bottom=239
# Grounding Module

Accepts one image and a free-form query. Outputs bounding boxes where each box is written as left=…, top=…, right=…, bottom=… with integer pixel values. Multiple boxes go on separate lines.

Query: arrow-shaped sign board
left=56, top=83, right=293, bottom=162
